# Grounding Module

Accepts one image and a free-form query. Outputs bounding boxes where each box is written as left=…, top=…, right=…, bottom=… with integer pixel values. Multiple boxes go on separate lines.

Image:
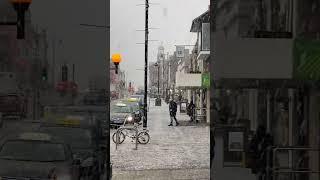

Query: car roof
left=44, top=106, right=104, bottom=128
left=115, top=102, right=127, bottom=107
left=18, top=132, right=52, bottom=141
left=4, top=132, right=64, bottom=144
left=127, top=97, right=139, bottom=102
left=40, top=120, right=94, bottom=130
left=45, top=105, right=106, bottom=113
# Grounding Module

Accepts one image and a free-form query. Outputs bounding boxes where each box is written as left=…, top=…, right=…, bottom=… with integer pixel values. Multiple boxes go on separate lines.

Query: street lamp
left=0, top=0, right=32, bottom=39
left=154, top=62, right=161, bottom=106
left=111, top=53, right=122, bottom=74
left=12, top=0, right=32, bottom=39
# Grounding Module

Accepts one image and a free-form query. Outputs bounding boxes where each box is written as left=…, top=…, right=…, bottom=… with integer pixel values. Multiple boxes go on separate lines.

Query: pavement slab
left=111, top=99, right=210, bottom=179
left=112, top=168, right=210, bottom=180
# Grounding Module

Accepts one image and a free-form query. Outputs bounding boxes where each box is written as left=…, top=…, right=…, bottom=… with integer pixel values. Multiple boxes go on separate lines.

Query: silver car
left=110, top=103, right=134, bottom=127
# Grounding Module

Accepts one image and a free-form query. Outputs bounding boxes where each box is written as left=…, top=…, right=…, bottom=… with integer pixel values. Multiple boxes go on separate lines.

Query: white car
left=0, top=132, right=81, bottom=179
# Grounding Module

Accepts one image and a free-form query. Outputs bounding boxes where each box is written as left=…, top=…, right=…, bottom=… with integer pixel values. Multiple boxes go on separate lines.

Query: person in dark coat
left=187, top=100, right=196, bottom=122
left=169, top=99, right=179, bottom=126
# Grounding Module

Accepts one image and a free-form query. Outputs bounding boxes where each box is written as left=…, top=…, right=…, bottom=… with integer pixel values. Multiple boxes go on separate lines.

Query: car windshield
left=0, top=140, right=66, bottom=162
left=39, top=127, right=92, bottom=149
left=127, top=103, right=140, bottom=112
left=111, top=105, right=132, bottom=113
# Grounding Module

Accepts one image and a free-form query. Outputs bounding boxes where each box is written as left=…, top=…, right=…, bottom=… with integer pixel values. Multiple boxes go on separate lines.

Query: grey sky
left=30, top=0, right=107, bottom=90
left=111, top=0, right=209, bottom=87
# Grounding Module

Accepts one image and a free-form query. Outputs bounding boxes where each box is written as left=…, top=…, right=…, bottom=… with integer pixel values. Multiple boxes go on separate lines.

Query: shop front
left=176, top=72, right=210, bottom=123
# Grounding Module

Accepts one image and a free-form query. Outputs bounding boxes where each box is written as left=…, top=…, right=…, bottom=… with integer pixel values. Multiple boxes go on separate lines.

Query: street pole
left=168, top=60, right=171, bottom=98
left=52, top=38, right=55, bottom=87
left=71, top=64, right=75, bottom=105
left=157, top=64, right=160, bottom=95
left=143, top=0, right=149, bottom=128
left=72, top=64, right=75, bottom=82
left=106, top=0, right=111, bottom=177
left=162, top=55, right=164, bottom=98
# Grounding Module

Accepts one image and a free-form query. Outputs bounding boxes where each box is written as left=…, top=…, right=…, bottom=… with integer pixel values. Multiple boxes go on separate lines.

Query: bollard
left=115, top=129, right=120, bottom=150
left=135, top=128, right=138, bottom=150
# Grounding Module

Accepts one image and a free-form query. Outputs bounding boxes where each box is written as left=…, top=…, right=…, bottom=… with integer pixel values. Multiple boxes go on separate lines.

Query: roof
left=190, top=10, right=210, bottom=32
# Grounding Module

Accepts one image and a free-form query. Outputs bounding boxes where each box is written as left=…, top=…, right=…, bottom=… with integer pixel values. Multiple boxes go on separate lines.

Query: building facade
left=213, top=0, right=320, bottom=179
left=0, top=1, right=49, bottom=119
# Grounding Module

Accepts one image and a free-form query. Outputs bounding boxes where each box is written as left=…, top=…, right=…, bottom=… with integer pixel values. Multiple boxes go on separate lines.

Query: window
left=201, top=23, right=210, bottom=51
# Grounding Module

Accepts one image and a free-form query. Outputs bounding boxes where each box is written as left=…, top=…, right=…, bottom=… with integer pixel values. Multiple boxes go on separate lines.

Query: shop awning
left=176, top=72, right=210, bottom=89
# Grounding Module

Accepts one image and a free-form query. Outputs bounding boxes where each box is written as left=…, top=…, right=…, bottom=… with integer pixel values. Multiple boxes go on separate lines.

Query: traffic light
left=41, top=68, right=47, bottom=81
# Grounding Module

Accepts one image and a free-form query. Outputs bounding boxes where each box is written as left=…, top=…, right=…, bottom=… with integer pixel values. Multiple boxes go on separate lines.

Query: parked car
left=0, top=132, right=80, bottom=179
left=122, top=100, right=144, bottom=123
left=130, top=94, right=144, bottom=107
left=110, top=102, right=140, bottom=128
left=41, top=106, right=107, bottom=179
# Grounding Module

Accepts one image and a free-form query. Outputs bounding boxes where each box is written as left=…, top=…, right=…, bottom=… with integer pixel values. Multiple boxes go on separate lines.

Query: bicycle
left=112, top=121, right=150, bottom=144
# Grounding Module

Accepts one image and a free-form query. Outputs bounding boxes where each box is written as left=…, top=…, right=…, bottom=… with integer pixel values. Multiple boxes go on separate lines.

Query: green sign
left=202, top=73, right=210, bottom=88
left=293, top=39, right=320, bottom=80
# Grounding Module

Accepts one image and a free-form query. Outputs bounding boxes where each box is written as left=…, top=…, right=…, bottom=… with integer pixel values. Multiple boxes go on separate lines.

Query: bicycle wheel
left=112, top=131, right=125, bottom=144
left=137, top=131, right=150, bottom=144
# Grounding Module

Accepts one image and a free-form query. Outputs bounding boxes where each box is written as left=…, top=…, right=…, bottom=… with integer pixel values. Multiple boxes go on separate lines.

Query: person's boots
left=168, top=123, right=173, bottom=126
left=189, top=116, right=193, bottom=122
left=176, top=122, right=179, bottom=126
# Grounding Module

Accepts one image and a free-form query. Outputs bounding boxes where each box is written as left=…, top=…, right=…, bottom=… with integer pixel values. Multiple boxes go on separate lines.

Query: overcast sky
left=28, top=0, right=209, bottom=89
left=111, top=0, right=209, bottom=87
left=30, top=0, right=107, bottom=90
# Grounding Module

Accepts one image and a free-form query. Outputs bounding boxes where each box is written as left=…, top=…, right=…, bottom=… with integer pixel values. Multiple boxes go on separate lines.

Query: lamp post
left=111, top=53, right=122, bottom=74
left=0, top=0, right=32, bottom=39
left=154, top=62, right=160, bottom=95
left=154, top=62, right=161, bottom=106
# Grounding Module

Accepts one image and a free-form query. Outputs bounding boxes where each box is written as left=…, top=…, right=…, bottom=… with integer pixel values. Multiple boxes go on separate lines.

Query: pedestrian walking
left=187, top=100, right=196, bottom=122
left=168, top=99, right=179, bottom=126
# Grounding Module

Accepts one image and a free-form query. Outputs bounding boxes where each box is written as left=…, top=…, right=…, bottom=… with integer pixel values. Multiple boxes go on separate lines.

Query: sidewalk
left=111, top=99, right=210, bottom=179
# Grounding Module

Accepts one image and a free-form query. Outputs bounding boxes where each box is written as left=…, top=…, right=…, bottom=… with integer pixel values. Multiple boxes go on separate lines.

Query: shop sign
left=202, top=73, right=210, bottom=88
left=293, top=39, right=320, bottom=80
